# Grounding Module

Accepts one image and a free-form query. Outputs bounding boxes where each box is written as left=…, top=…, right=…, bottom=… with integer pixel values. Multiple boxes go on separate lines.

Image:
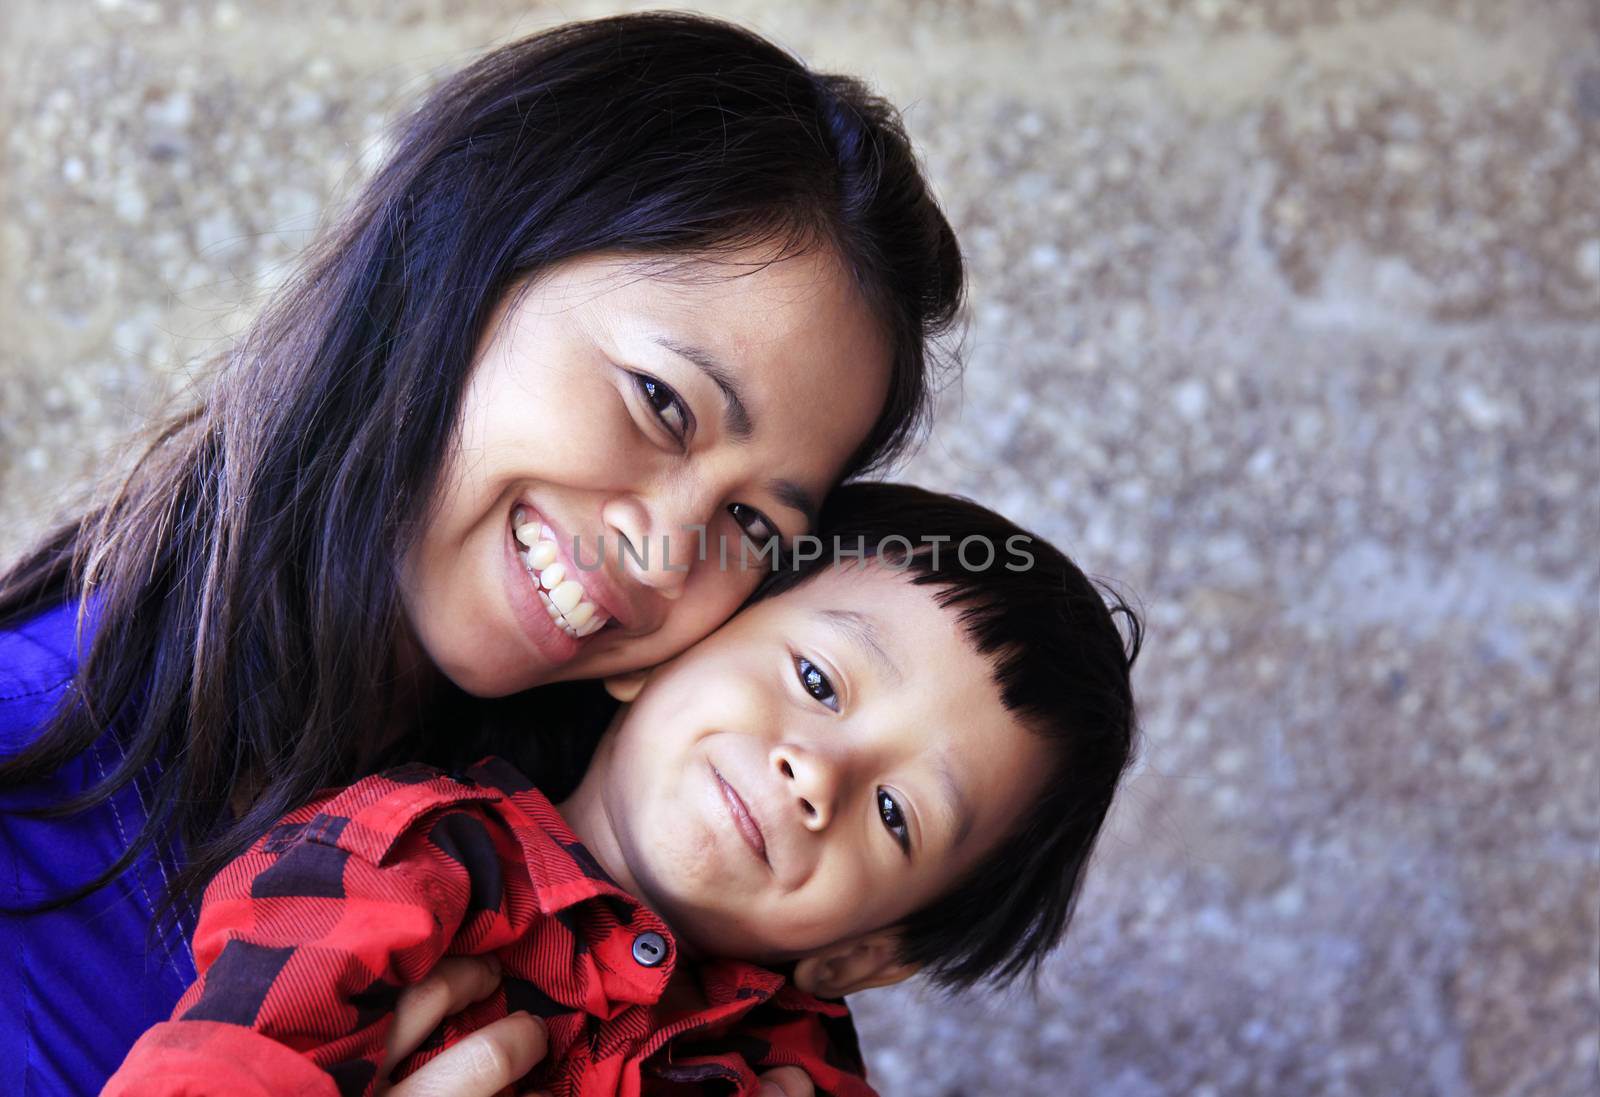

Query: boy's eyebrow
left=936, top=747, right=976, bottom=850
left=818, top=608, right=974, bottom=849
left=816, top=609, right=902, bottom=686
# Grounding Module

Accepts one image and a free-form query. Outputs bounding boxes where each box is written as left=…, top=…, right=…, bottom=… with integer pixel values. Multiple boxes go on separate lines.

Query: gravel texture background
left=2, top=2, right=1597, bottom=1094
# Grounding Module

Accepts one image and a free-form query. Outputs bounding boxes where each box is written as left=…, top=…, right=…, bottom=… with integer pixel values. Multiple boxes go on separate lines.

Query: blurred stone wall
left=2, top=1, right=1596, bottom=1094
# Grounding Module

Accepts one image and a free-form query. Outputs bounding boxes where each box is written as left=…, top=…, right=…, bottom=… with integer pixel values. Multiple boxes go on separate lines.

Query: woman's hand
left=756, top=1066, right=816, bottom=1097
left=372, top=955, right=811, bottom=1097
left=379, top=956, right=549, bottom=1097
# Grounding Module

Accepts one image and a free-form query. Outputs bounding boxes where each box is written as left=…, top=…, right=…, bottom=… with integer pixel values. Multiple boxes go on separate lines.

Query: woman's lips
left=512, top=506, right=613, bottom=638
left=502, top=512, right=580, bottom=664
left=713, top=766, right=769, bottom=869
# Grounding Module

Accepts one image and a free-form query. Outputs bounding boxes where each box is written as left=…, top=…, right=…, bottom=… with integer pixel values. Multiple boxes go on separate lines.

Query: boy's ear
left=602, top=669, right=651, bottom=704
left=791, top=932, right=920, bottom=998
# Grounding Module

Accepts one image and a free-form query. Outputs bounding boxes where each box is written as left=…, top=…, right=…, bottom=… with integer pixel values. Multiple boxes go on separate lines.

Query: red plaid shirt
left=103, top=758, right=873, bottom=1097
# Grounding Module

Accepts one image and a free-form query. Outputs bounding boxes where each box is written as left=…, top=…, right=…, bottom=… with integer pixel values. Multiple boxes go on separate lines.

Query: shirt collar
left=465, top=757, right=851, bottom=1021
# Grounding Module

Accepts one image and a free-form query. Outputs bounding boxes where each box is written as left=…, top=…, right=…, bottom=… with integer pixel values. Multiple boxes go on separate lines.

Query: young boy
left=104, top=484, right=1141, bottom=1097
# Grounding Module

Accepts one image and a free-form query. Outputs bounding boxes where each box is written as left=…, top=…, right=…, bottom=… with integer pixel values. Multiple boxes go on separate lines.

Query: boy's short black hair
left=763, top=481, right=1142, bottom=989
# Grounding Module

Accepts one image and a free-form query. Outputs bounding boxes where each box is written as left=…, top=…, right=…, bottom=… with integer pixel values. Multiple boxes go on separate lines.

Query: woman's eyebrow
left=771, top=480, right=819, bottom=529
left=650, top=335, right=754, bottom=440
left=651, top=334, right=818, bottom=526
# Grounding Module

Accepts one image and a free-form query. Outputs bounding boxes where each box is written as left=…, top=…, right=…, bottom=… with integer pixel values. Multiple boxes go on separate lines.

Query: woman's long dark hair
left=0, top=13, right=963, bottom=915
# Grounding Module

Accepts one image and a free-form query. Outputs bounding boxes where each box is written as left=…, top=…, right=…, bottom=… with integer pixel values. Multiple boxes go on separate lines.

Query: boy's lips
left=713, top=766, right=770, bottom=870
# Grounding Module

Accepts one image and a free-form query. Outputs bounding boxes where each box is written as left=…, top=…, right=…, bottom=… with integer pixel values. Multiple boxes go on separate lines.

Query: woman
left=0, top=13, right=963, bottom=1095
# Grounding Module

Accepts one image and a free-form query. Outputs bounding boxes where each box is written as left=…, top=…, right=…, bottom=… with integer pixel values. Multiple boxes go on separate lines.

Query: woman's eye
left=878, top=788, right=910, bottom=854
left=728, top=502, right=780, bottom=545
left=633, top=372, right=689, bottom=444
left=794, top=656, right=839, bottom=712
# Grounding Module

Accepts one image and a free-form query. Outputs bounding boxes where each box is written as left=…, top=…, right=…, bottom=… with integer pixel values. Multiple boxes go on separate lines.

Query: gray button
left=631, top=931, right=668, bottom=968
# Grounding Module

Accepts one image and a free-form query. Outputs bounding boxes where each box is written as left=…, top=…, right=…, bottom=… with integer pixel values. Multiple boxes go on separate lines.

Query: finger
left=382, top=956, right=503, bottom=1076
left=756, top=1066, right=816, bottom=1097
left=387, top=1012, right=547, bottom=1097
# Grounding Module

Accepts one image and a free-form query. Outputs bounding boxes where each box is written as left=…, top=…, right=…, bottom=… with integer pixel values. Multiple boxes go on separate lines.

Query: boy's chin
left=643, top=902, right=788, bottom=966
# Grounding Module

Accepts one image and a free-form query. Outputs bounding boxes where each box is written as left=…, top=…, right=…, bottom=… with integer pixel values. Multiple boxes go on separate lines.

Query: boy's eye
left=794, top=656, right=839, bottom=712
left=878, top=788, right=911, bottom=854
left=632, top=372, right=690, bottom=445
left=729, top=502, right=781, bottom=546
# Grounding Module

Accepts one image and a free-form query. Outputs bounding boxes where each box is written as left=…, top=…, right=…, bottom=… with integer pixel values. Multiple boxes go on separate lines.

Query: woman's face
left=401, top=246, right=892, bottom=697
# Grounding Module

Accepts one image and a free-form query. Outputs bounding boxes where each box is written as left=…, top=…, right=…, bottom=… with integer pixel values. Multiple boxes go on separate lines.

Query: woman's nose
left=772, top=743, right=842, bottom=832
left=601, top=493, right=706, bottom=599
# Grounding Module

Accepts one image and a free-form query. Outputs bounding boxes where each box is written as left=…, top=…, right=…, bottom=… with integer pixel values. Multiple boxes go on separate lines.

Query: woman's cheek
left=627, top=560, right=741, bottom=657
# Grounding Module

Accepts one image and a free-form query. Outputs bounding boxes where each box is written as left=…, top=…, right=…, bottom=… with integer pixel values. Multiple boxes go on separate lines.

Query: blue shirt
left=1, top=601, right=198, bottom=1095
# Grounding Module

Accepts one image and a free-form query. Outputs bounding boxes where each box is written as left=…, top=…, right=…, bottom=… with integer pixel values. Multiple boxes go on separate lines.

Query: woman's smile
left=511, top=506, right=614, bottom=640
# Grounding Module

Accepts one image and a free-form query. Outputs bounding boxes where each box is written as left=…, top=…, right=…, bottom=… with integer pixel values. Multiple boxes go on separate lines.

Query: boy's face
left=566, top=563, right=1049, bottom=964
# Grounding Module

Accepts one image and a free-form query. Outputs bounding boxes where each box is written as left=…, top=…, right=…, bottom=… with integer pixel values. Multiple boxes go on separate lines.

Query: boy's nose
left=772, top=743, right=840, bottom=831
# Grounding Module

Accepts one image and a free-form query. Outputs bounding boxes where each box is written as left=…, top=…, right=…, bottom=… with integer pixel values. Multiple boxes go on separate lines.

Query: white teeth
left=514, top=508, right=610, bottom=639
left=550, top=580, right=584, bottom=614
left=528, top=541, right=558, bottom=570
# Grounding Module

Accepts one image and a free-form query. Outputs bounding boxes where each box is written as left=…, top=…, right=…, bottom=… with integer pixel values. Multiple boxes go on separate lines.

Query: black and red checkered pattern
left=103, top=758, right=873, bottom=1097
